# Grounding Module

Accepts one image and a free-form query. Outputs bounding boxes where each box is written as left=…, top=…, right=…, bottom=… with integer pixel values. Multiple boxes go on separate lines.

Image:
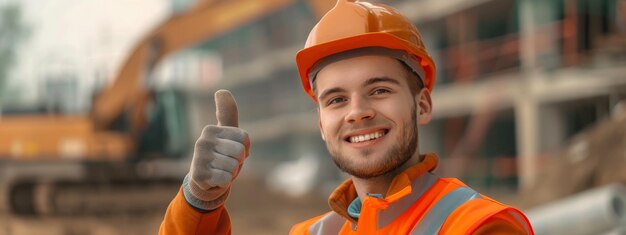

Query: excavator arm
left=90, top=0, right=295, bottom=130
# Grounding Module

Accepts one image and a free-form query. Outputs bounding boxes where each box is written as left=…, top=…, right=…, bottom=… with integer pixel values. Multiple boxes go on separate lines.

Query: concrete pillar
left=515, top=95, right=539, bottom=191
left=516, top=0, right=541, bottom=191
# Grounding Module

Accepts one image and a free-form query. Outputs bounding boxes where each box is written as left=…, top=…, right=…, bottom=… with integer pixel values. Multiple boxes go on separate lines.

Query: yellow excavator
left=0, top=0, right=333, bottom=217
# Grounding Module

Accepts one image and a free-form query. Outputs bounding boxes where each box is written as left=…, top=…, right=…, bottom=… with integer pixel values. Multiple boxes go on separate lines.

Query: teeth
left=349, top=131, right=386, bottom=143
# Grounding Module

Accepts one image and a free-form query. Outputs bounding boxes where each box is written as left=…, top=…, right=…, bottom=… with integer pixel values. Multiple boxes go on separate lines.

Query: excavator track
left=1, top=160, right=186, bottom=217
left=9, top=180, right=180, bottom=217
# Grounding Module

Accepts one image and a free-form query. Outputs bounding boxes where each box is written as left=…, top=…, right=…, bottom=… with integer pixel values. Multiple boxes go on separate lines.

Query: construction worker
left=159, top=0, right=534, bottom=234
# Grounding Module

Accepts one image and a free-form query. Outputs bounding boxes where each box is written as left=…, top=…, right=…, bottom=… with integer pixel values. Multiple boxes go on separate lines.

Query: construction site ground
left=0, top=178, right=329, bottom=235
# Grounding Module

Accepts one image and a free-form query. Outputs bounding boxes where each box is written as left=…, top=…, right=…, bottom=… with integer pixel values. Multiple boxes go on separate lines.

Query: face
left=315, top=55, right=432, bottom=179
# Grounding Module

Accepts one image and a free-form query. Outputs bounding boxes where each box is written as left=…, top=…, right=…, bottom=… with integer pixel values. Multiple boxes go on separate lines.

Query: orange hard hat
left=296, top=0, right=436, bottom=101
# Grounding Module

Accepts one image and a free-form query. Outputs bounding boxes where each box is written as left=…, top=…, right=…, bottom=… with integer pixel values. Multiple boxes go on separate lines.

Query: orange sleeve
left=472, top=210, right=530, bottom=235
left=159, top=188, right=232, bottom=235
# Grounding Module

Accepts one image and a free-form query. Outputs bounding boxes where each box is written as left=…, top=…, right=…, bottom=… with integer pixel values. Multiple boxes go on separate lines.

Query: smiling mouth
left=346, top=130, right=388, bottom=143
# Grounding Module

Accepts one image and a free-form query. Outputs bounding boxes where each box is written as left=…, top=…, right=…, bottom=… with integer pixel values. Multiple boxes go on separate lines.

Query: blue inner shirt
left=347, top=193, right=383, bottom=219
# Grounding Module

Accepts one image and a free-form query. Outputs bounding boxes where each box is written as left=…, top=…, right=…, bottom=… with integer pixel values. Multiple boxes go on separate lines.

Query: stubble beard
left=326, top=104, right=419, bottom=179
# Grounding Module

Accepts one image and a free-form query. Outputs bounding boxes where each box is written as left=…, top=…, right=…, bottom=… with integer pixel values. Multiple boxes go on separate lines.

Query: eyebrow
left=318, top=87, right=347, bottom=102
left=365, top=77, right=401, bottom=87
left=317, top=77, right=402, bottom=102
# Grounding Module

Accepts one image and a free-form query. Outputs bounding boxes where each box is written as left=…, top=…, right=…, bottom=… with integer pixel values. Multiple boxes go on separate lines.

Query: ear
left=417, top=89, right=433, bottom=125
left=317, top=108, right=326, bottom=141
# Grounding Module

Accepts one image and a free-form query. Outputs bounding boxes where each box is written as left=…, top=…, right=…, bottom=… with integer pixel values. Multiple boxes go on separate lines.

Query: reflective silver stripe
left=411, top=187, right=482, bottom=235
left=378, top=173, right=439, bottom=229
left=308, top=212, right=345, bottom=235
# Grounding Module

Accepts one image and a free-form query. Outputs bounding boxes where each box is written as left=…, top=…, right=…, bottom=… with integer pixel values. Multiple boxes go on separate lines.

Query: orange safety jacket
left=159, top=153, right=534, bottom=235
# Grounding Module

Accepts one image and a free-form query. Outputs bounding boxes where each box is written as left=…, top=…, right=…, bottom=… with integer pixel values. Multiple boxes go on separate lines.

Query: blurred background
left=0, top=0, right=625, bottom=234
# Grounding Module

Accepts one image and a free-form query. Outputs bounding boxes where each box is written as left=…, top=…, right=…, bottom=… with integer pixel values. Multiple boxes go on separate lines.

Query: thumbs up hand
left=183, top=89, right=250, bottom=211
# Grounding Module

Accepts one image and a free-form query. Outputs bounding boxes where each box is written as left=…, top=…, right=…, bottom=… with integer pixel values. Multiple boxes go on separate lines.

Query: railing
left=439, top=20, right=572, bottom=84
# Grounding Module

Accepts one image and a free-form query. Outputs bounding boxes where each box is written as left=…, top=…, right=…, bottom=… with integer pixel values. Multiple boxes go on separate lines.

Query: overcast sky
left=1, top=0, right=170, bottom=104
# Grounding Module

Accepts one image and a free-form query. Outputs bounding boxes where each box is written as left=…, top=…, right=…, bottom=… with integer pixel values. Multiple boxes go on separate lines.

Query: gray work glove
left=182, top=89, right=250, bottom=211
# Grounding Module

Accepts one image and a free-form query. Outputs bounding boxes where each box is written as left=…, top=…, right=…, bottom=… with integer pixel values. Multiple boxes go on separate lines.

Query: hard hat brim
left=296, top=32, right=436, bottom=102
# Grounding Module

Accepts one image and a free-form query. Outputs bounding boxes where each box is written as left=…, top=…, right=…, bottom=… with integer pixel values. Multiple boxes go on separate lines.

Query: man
left=160, top=0, right=534, bottom=234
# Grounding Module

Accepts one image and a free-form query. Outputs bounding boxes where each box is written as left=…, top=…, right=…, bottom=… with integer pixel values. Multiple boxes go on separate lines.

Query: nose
left=344, top=96, right=375, bottom=123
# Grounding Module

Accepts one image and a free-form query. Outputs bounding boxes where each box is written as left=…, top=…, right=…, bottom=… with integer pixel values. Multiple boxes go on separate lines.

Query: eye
left=371, top=88, right=391, bottom=95
left=327, top=97, right=347, bottom=106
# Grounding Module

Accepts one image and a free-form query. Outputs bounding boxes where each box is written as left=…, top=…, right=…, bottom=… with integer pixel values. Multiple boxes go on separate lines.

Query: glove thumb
left=215, top=89, right=239, bottom=127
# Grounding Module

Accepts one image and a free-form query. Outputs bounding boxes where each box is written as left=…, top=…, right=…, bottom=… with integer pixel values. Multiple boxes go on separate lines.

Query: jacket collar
left=327, top=153, right=439, bottom=223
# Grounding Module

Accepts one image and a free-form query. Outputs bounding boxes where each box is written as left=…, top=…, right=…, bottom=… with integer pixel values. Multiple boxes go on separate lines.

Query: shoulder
left=291, top=211, right=350, bottom=235
left=436, top=176, right=469, bottom=188
left=442, top=195, right=533, bottom=234
left=470, top=206, right=534, bottom=234
left=431, top=178, right=533, bottom=234
left=289, top=212, right=333, bottom=235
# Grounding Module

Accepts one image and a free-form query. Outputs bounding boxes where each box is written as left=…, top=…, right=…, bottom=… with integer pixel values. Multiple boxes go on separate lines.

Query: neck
left=352, top=153, right=423, bottom=202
